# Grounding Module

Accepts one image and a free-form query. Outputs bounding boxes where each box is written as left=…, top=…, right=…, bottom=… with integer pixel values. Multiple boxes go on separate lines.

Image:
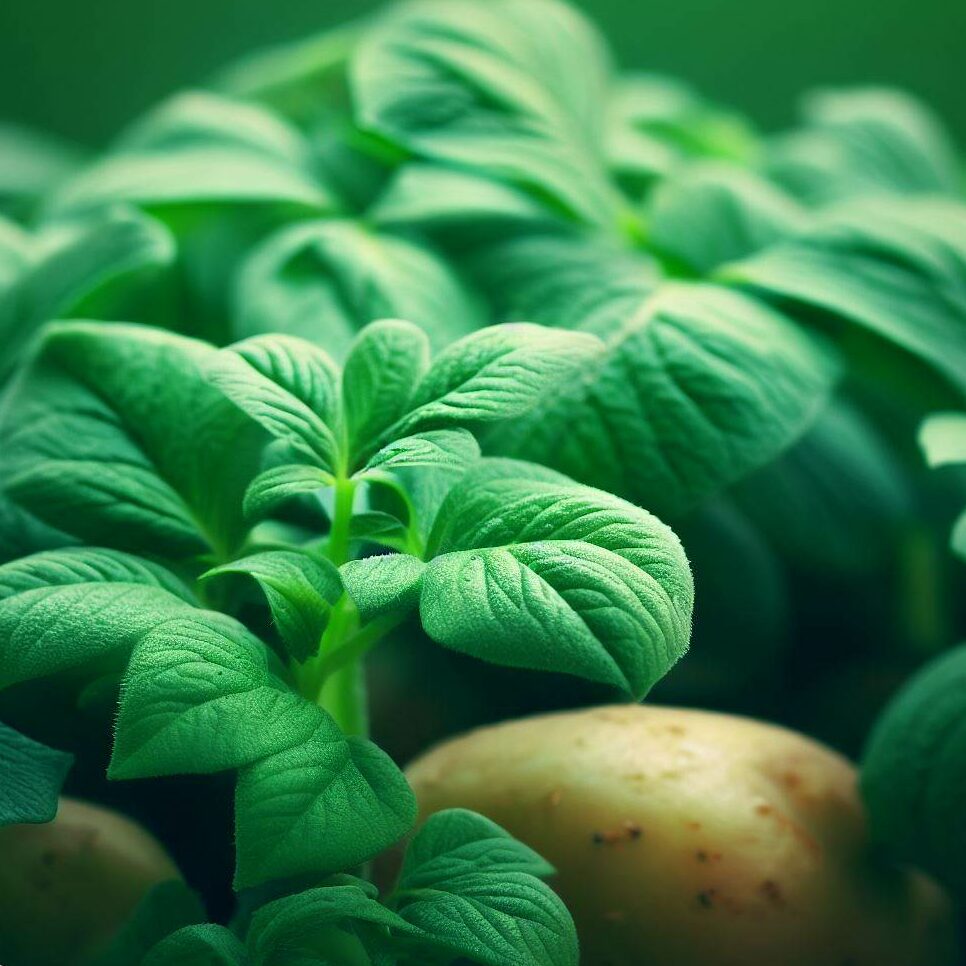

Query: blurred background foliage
left=1, top=0, right=964, bottom=147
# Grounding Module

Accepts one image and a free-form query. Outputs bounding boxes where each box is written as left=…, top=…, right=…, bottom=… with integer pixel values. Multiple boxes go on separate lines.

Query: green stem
left=315, top=613, right=408, bottom=680
left=318, top=662, right=369, bottom=737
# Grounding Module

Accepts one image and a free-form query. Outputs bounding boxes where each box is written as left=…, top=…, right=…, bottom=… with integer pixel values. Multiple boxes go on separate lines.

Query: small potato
left=408, top=705, right=959, bottom=966
left=0, top=796, right=181, bottom=966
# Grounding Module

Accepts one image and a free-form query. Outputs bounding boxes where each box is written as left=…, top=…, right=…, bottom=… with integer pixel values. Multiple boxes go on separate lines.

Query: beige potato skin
left=0, top=796, right=181, bottom=966
left=407, top=705, right=959, bottom=966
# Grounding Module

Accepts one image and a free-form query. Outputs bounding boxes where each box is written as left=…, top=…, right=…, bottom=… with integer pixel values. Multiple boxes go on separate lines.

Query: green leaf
left=342, top=319, right=429, bottom=458
left=647, top=164, right=807, bottom=273
left=482, top=266, right=840, bottom=517
left=392, top=323, right=602, bottom=437
left=234, top=720, right=416, bottom=888
left=393, top=809, right=577, bottom=966
left=341, top=555, right=426, bottom=622
left=143, top=924, right=247, bottom=966
left=0, top=323, right=266, bottom=559
left=920, top=412, right=966, bottom=468
left=91, top=880, right=206, bottom=966
left=360, top=430, right=480, bottom=477
left=420, top=459, right=693, bottom=697
left=232, top=221, right=481, bottom=360
left=202, top=550, right=344, bottom=662
left=723, top=198, right=966, bottom=396
left=0, top=207, right=175, bottom=381
left=247, top=885, right=413, bottom=966
left=207, top=334, right=342, bottom=473
left=768, top=87, right=959, bottom=204
left=861, top=643, right=966, bottom=899
left=0, top=122, right=84, bottom=215
left=349, top=512, right=410, bottom=553
left=0, top=548, right=198, bottom=690
left=244, top=464, right=333, bottom=523
left=399, top=809, right=554, bottom=886
left=110, top=613, right=320, bottom=779
left=0, top=721, right=73, bottom=826
left=352, top=0, right=622, bottom=228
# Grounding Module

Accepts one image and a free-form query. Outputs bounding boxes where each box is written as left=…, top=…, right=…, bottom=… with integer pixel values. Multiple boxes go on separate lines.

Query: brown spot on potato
left=696, top=889, right=717, bottom=909
left=545, top=789, right=563, bottom=809
left=760, top=880, right=785, bottom=906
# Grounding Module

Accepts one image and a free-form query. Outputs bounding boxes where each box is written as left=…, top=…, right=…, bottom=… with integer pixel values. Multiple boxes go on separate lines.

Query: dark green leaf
left=244, top=465, right=333, bottom=523
left=0, top=721, right=73, bottom=826
left=143, top=924, right=247, bottom=966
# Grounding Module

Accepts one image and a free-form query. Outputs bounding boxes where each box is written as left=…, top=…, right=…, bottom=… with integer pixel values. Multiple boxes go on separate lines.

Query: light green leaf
left=768, top=87, right=959, bottom=204
left=143, top=924, right=247, bottom=966
left=232, top=220, right=481, bottom=359
left=110, top=613, right=320, bottom=779
left=349, top=512, right=409, bottom=553
left=234, top=719, right=416, bottom=888
left=392, top=323, right=602, bottom=437
left=0, top=721, right=73, bottom=826
left=244, top=464, right=334, bottom=523
left=360, top=430, right=480, bottom=477
left=342, top=319, right=429, bottom=458
left=352, top=0, right=622, bottom=228
left=647, top=164, right=807, bottom=273
left=247, top=886, right=413, bottom=966
left=481, top=263, right=840, bottom=517
left=92, top=881, right=207, bottom=966
left=724, top=198, right=966, bottom=396
left=420, top=459, right=693, bottom=697
left=920, top=413, right=966, bottom=468
left=862, top=643, right=966, bottom=899
left=341, top=555, right=426, bottom=622
left=207, top=334, right=342, bottom=473
left=0, top=548, right=198, bottom=690
left=203, top=550, right=343, bottom=662
left=0, top=323, right=266, bottom=559
left=393, top=809, right=577, bottom=966
left=0, top=122, right=84, bottom=215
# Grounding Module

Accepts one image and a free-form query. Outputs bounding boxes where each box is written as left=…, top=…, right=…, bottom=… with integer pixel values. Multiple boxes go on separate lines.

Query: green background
left=1, top=0, right=964, bottom=146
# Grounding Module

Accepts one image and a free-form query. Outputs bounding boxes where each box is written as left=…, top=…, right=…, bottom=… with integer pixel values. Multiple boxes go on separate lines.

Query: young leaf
left=342, top=319, right=429, bottom=458
left=207, top=334, right=342, bottom=473
left=359, top=429, right=480, bottom=477
left=349, top=512, right=410, bottom=553
left=244, top=465, right=334, bottom=524
left=0, top=548, right=198, bottom=690
left=352, top=0, right=622, bottom=228
left=341, top=555, right=426, bottom=623
left=861, top=643, right=966, bottom=899
left=202, top=550, right=344, bottom=662
left=246, top=885, right=414, bottom=965
left=391, top=323, right=602, bottom=437
left=142, top=925, right=247, bottom=966
left=723, top=198, right=966, bottom=396
left=234, top=720, right=417, bottom=888
left=110, top=613, right=321, bottom=779
left=392, top=809, right=577, bottom=966
left=0, top=323, right=266, bottom=559
left=0, top=721, right=73, bottom=826
left=420, top=459, right=693, bottom=698
left=232, top=221, right=481, bottom=360
left=91, top=880, right=207, bottom=966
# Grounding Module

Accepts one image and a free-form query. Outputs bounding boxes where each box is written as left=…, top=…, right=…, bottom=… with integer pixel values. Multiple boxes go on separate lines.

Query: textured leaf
left=353, top=0, right=622, bottom=227
left=342, top=319, right=429, bottom=459
left=110, top=613, right=320, bottom=779
left=862, top=643, right=966, bottom=898
left=207, top=334, right=342, bottom=473
left=484, top=268, right=840, bottom=517
left=202, top=550, right=343, bottom=662
left=0, top=548, right=197, bottom=690
left=768, top=87, right=959, bottom=204
left=420, top=459, right=693, bottom=697
left=0, top=721, right=73, bottom=826
left=392, top=323, right=602, bottom=437
left=393, top=810, right=577, bottom=966
left=233, top=221, right=481, bottom=359
left=0, top=323, right=265, bottom=558
left=341, top=554, right=426, bottom=622
left=143, top=924, right=247, bottom=966
left=361, top=430, right=480, bottom=477
left=724, top=198, right=966, bottom=396
left=349, top=512, right=410, bottom=553
left=244, top=464, right=333, bottom=523
left=234, top=719, right=416, bottom=888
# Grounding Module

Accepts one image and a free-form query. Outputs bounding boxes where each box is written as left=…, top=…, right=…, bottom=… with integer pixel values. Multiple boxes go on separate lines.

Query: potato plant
left=0, top=0, right=964, bottom=963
